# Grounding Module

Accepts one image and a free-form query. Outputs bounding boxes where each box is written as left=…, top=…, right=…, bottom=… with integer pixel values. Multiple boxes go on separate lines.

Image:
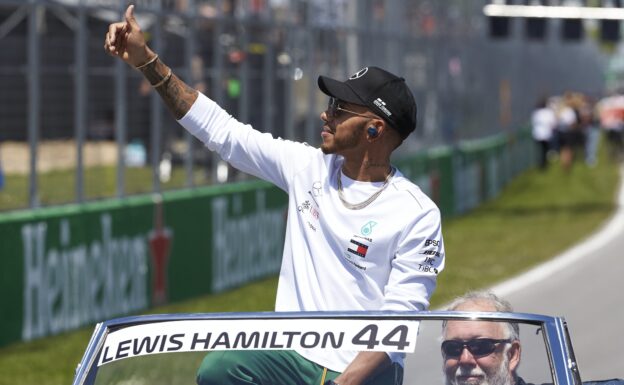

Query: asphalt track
left=491, top=166, right=624, bottom=381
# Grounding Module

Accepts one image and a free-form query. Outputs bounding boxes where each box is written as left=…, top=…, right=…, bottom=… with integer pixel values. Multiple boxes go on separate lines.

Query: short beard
left=445, top=354, right=514, bottom=385
left=320, top=126, right=364, bottom=154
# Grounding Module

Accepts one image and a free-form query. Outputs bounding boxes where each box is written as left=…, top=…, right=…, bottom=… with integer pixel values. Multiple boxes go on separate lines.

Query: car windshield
left=75, top=313, right=565, bottom=385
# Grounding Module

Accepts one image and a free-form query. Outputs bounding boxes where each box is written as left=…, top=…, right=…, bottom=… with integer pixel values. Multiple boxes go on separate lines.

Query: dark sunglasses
left=326, top=97, right=376, bottom=120
left=441, top=338, right=511, bottom=358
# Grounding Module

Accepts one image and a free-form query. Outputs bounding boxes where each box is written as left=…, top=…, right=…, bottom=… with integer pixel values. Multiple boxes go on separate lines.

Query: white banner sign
left=98, top=318, right=419, bottom=366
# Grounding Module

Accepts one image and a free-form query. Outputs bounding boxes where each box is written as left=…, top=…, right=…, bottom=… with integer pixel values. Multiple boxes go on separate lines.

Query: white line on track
left=490, top=165, right=624, bottom=298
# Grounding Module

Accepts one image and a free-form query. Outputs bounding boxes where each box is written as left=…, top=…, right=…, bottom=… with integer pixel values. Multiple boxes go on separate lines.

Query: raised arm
left=103, top=5, right=198, bottom=119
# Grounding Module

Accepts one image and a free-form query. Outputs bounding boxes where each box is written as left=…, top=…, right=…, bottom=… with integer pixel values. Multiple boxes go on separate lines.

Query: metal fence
left=0, top=0, right=608, bottom=210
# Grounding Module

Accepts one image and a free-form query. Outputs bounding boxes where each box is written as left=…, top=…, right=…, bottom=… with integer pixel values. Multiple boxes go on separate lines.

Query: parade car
left=71, top=311, right=621, bottom=385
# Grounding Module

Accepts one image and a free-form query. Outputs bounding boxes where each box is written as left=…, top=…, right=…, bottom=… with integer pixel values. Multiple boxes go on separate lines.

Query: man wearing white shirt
left=105, top=6, right=445, bottom=385
left=531, top=98, right=557, bottom=169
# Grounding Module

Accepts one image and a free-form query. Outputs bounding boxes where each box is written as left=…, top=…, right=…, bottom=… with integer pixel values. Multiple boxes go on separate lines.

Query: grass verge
left=0, top=150, right=619, bottom=385
left=0, top=166, right=211, bottom=211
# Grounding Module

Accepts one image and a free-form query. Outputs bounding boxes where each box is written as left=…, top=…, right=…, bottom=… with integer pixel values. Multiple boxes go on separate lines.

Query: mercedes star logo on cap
left=349, top=67, right=369, bottom=80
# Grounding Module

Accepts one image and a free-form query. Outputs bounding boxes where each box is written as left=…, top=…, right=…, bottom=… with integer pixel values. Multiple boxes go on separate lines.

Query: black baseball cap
left=318, top=66, right=417, bottom=139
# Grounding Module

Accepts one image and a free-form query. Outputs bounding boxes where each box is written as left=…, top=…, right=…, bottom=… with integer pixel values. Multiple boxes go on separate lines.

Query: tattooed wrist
left=138, top=57, right=198, bottom=120
left=138, top=58, right=169, bottom=86
left=156, top=75, right=198, bottom=120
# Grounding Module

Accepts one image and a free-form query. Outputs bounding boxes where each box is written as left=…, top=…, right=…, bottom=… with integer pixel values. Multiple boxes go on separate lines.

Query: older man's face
left=442, top=303, right=521, bottom=385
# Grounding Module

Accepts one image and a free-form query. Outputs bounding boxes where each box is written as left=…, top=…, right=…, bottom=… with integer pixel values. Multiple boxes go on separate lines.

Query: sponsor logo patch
left=348, top=238, right=369, bottom=258
left=360, top=221, right=377, bottom=236
left=373, top=98, right=392, bottom=117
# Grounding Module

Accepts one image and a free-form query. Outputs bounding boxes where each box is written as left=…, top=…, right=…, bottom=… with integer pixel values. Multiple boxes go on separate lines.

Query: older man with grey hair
left=441, top=291, right=527, bottom=385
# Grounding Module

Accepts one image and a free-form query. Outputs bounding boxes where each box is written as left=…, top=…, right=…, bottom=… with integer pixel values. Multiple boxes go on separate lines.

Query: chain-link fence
left=0, top=0, right=607, bottom=210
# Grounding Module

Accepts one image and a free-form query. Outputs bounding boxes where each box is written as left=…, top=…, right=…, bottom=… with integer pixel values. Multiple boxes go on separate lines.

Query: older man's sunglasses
left=441, top=338, right=511, bottom=358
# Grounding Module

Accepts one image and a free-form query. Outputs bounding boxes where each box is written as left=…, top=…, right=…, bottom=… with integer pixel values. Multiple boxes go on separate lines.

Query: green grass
left=435, top=158, right=619, bottom=303
left=0, top=166, right=212, bottom=211
left=0, top=148, right=619, bottom=385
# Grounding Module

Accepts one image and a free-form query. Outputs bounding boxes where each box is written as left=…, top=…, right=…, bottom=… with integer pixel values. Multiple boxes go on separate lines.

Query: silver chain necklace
left=337, top=167, right=396, bottom=210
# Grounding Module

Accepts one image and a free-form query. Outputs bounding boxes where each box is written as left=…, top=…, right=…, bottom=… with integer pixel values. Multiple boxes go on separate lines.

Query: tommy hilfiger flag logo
left=348, top=239, right=369, bottom=258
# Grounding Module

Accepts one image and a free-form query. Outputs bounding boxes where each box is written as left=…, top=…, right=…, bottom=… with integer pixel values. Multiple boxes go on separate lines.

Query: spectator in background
left=597, top=93, right=624, bottom=163
left=441, top=291, right=525, bottom=385
left=582, top=96, right=600, bottom=167
left=556, top=94, right=580, bottom=171
left=531, top=97, right=557, bottom=170
left=567, top=92, right=589, bottom=165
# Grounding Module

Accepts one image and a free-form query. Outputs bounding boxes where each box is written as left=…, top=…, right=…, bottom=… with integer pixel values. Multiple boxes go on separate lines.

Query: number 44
left=351, top=324, right=410, bottom=351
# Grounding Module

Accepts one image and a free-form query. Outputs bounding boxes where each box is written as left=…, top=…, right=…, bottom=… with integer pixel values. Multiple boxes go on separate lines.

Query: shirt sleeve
left=177, top=92, right=316, bottom=191
left=382, top=205, right=445, bottom=364
left=381, top=205, right=445, bottom=312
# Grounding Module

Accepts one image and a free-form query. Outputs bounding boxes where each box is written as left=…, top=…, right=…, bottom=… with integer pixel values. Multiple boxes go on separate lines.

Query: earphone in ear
left=367, top=127, right=378, bottom=137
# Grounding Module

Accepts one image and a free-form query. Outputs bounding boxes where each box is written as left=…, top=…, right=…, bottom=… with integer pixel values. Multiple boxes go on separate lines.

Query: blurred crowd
left=531, top=91, right=624, bottom=171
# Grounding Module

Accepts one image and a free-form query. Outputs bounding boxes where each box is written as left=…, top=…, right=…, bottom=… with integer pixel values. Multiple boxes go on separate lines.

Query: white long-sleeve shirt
left=178, top=93, right=445, bottom=372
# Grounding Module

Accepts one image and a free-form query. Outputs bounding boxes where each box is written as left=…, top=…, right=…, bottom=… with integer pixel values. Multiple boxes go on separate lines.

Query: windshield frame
left=72, top=310, right=579, bottom=385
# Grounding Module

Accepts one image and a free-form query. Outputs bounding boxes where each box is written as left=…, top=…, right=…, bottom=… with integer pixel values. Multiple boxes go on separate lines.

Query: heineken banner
left=0, top=130, right=534, bottom=347
left=0, top=181, right=288, bottom=347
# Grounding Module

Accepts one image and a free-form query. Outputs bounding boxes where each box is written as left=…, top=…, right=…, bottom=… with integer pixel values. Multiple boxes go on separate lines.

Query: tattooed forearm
left=155, top=75, right=198, bottom=120
left=139, top=57, right=198, bottom=120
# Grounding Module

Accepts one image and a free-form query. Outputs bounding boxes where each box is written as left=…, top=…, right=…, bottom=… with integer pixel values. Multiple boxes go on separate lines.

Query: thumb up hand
left=104, top=5, right=154, bottom=67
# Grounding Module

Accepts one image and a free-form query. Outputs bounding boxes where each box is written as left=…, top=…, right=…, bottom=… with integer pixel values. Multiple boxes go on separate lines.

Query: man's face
left=319, top=99, right=374, bottom=155
left=442, top=318, right=520, bottom=385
